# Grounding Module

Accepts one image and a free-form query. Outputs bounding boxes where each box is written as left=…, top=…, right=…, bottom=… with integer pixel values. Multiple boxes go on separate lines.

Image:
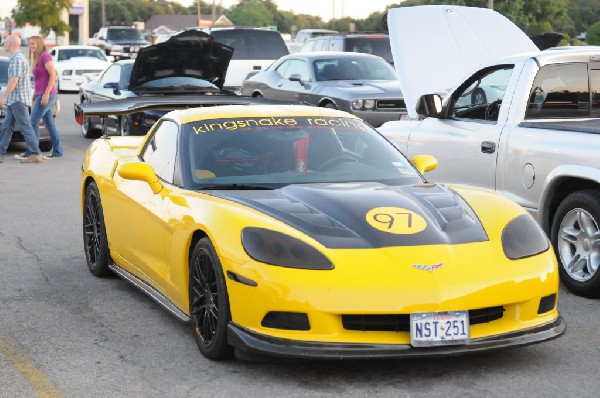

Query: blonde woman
left=19, top=35, right=62, bottom=159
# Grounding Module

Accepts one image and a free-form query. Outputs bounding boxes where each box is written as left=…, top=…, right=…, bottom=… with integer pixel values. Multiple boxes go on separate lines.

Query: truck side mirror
left=416, top=94, right=444, bottom=118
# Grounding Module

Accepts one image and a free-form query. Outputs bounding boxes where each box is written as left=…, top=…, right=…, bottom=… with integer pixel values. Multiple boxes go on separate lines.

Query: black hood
left=210, top=183, right=488, bottom=249
left=130, top=30, right=233, bottom=91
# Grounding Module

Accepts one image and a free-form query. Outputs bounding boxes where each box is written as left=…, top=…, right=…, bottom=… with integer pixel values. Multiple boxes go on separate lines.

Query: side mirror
left=117, top=162, right=163, bottom=194
left=103, top=82, right=118, bottom=89
left=416, top=94, right=444, bottom=118
left=411, top=155, right=438, bottom=174
left=289, top=73, right=303, bottom=83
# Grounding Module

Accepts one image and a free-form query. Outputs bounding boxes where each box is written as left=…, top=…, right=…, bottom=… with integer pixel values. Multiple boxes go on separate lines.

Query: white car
left=49, top=45, right=112, bottom=92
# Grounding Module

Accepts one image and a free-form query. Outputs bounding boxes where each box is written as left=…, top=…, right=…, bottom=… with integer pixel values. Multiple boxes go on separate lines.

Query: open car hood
left=130, top=30, right=233, bottom=91
left=386, top=5, right=538, bottom=118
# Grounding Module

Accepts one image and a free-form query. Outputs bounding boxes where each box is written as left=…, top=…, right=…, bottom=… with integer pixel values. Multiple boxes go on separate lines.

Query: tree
left=226, top=0, right=275, bottom=28
left=12, top=0, right=73, bottom=36
left=587, top=21, right=600, bottom=45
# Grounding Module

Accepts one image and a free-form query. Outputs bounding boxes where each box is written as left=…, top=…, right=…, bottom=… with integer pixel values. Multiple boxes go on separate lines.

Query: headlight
left=62, top=70, right=73, bottom=76
left=111, top=45, right=123, bottom=52
left=241, top=227, right=333, bottom=270
left=364, top=99, right=375, bottom=109
left=501, top=214, right=549, bottom=259
left=351, top=99, right=363, bottom=110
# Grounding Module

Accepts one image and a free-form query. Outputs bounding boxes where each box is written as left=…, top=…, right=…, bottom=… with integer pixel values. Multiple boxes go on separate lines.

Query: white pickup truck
left=378, top=6, right=600, bottom=297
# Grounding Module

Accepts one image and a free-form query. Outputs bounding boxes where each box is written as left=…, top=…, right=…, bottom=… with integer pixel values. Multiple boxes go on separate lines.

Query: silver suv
left=299, top=33, right=393, bottom=65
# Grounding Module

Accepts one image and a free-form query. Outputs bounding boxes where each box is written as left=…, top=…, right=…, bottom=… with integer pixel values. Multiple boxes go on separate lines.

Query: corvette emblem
left=413, top=263, right=444, bottom=272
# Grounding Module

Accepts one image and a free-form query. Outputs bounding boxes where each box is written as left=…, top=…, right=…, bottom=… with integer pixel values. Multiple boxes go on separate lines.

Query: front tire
left=189, top=238, right=233, bottom=360
left=551, top=190, right=600, bottom=297
left=83, top=182, right=111, bottom=277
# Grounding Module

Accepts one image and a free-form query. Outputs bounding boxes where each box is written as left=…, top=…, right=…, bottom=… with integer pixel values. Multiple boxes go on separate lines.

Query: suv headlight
left=363, top=99, right=375, bottom=109
left=242, top=227, right=333, bottom=270
left=501, top=214, right=549, bottom=259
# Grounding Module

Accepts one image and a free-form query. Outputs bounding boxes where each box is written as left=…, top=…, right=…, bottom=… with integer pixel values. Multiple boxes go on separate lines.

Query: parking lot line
left=0, top=329, right=63, bottom=397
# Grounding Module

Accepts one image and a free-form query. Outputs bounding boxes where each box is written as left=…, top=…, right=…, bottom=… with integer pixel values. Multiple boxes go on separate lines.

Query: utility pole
left=197, top=0, right=201, bottom=27
left=101, top=0, right=106, bottom=26
left=212, top=0, right=216, bottom=25
left=488, top=0, right=494, bottom=9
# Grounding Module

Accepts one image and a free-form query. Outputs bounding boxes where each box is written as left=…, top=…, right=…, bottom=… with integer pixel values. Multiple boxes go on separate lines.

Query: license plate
left=410, top=311, right=470, bottom=347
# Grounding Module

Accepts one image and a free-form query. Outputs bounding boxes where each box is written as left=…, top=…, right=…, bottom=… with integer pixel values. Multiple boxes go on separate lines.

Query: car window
left=142, top=120, right=179, bottom=183
left=525, top=63, right=589, bottom=119
left=107, top=28, right=144, bottom=41
left=451, top=66, right=514, bottom=122
left=0, top=61, right=8, bottom=85
left=280, top=59, right=310, bottom=81
left=99, top=64, right=121, bottom=84
left=344, top=37, right=392, bottom=63
left=180, top=115, right=421, bottom=189
left=120, top=64, right=133, bottom=89
left=592, top=68, right=600, bottom=118
left=299, top=40, right=316, bottom=52
left=274, top=61, right=290, bottom=77
left=59, top=48, right=107, bottom=61
left=314, top=57, right=395, bottom=81
left=312, top=38, right=328, bottom=51
left=211, top=30, right=288, bottom=60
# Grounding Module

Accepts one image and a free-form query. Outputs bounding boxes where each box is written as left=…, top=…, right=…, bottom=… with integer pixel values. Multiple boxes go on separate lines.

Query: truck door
left=405, top=66, right=514, bottom=191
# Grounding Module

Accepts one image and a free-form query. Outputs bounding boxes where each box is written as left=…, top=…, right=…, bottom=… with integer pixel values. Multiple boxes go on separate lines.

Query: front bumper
left=228, top=316, right=566, bottom=360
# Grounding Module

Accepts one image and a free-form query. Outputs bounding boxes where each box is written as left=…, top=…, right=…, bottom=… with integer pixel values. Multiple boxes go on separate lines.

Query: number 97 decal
left=365, top=207, right=427, bottom=234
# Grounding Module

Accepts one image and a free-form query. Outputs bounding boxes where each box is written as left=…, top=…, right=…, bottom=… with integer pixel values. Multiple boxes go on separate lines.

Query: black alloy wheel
left=83, top=182, right=110, bottom=277
left=189, top=238, right=233, bottom=360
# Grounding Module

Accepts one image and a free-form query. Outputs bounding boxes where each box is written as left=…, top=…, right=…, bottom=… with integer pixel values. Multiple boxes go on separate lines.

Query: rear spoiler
left=74, top=95, right=290, bottom=125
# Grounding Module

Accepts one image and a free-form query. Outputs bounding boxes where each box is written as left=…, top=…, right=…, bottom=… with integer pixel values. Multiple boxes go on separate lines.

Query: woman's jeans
left=25, top=94, right=63, bottom=157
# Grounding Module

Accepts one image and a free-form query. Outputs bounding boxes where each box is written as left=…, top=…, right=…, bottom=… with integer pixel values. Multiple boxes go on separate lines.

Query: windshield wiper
left=199, top=184, right=276, bottom=190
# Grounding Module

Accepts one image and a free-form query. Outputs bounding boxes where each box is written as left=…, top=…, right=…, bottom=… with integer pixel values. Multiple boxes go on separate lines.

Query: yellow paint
left=0, top=329, right=63, bottom=397
left=366, top=207, right=427, bottom=234
left=80, top=106, right=562, bottom=350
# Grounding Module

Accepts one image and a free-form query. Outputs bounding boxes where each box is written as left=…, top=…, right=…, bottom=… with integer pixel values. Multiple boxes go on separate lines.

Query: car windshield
left=314, top=57, right=396, bottom=81
left=136, top=76, right=219, bottom=93
left=107, top=28, right=144, bottom=41
left=180, top=115, right=422, bottom=189
left=0, top=61, right=8, bottom=85
left=57, top=48, right=107, bottom=61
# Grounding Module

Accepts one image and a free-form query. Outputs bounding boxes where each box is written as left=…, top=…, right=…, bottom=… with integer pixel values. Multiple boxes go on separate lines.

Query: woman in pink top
left=21, top=35, right=62, bottom=159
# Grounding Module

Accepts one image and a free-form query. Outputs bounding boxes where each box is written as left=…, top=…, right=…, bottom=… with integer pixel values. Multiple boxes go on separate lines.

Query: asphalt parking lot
left=0, top=93, right=599, bottom=397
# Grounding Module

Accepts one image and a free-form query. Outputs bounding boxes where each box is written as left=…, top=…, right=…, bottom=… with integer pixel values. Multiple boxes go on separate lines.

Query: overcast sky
left=1, top=0, right=402, bottom=22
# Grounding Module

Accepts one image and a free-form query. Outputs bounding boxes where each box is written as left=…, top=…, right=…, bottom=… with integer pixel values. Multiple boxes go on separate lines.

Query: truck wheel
left=551, top=190, right=600, bottom=297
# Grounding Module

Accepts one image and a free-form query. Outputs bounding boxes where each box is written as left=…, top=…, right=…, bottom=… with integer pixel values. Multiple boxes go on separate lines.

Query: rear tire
left=551, top=190, right=600, bottom=297
left=119, top=115, right=131, bottom=136
left=83, top=182, right=111, bottom=277
left=189, top=238, right=233, bottom=360
left=81, top=99, right=101, bottom=139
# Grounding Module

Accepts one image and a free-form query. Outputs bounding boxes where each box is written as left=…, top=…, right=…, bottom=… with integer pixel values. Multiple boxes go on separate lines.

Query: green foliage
left=226, top=0, right=275, bottom=27
left=568, top=0, right=600, bottom=35
left=587, top=21, right=600, bottom=45
left=13, top=0, right=73, bottom=36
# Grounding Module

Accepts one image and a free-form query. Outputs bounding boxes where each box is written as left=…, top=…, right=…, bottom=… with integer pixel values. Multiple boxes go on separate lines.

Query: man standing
left=0, top=34, right=43, bottom=163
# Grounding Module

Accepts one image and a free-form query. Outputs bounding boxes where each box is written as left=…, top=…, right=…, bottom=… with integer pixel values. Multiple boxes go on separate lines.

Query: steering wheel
left=485, top=100, right=502, bottom=121
left=317, top=154, right=360, bottom=171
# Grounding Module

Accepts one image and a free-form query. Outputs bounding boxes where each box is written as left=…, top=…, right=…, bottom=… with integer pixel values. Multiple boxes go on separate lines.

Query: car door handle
left=253, top=65, right=262, bottom=70
left=481, top=141, right=496, bottom=154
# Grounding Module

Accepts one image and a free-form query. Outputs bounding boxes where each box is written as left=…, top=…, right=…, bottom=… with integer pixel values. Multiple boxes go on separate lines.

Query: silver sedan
left=241, top=52, right=406, bottom=127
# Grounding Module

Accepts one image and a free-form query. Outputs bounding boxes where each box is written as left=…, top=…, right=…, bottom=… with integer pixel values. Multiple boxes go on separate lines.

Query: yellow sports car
left=76, top=98, right=565, bottom=360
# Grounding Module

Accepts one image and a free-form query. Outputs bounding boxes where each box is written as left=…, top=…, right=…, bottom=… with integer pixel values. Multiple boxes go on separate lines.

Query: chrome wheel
left=558, top=208, right=600, bottom=282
